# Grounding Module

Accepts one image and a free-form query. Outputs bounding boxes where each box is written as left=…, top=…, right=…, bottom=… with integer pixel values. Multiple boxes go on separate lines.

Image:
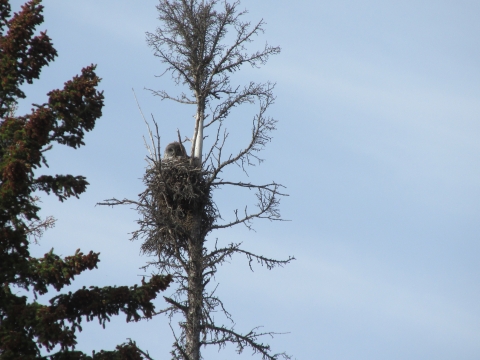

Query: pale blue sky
left=11, top=0, right=480, bottom=359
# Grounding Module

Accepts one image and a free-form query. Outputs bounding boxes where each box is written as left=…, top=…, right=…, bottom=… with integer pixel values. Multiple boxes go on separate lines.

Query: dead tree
left=100, top=1, right=293, bottom=359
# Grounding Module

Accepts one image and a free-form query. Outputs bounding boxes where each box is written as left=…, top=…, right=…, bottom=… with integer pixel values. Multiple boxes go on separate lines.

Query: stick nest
left=139, top=158, right=216, bottom=256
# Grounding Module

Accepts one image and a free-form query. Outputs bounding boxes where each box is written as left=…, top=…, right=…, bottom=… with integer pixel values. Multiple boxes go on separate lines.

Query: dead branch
left=105, top=1, right=291, bottom=358
left=25, top=215, right=56, bottom=244
left=146, top=88, right=196, bottom=105
left=211, top=186, right=283, bottom=230
left=204, top=242, right=294, bottom=271
left=212, top=181, right=288, bottom=196
left=206, top=89, right=277, bottom=180
left=204, top=82, right=266, bottom=128
left=202, top=324, right=292, bottom=360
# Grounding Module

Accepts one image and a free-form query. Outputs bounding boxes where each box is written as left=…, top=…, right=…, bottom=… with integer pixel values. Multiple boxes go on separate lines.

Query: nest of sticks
left=138, top=158, right=216, bottom=256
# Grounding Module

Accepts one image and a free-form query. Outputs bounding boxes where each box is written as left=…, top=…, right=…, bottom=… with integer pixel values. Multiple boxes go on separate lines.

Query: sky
left=9, top=0, right=480, bottom=359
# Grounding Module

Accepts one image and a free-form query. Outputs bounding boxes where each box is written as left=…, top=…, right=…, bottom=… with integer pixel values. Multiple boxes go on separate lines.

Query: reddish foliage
left=0, top=1, right=172, bottom=359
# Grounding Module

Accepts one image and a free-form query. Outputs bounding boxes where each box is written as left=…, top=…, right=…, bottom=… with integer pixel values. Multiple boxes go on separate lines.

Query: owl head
left=164, top=142, right=187, bottom=159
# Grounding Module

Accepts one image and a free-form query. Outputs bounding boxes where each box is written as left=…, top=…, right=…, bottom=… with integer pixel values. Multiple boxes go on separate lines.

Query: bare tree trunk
left=114, top=1, right=295, bottom=359
left=186, top=216, right=204, bottom=360
left=192, top=100, right=205, bottom=165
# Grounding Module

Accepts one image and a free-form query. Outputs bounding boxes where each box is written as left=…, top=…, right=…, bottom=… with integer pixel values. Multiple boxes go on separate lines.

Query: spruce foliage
left=0, top=1, right=171, bottom=358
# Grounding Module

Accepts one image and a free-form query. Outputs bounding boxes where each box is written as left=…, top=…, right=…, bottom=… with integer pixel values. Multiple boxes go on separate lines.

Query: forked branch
left=202, top=324, right=292, bottom=360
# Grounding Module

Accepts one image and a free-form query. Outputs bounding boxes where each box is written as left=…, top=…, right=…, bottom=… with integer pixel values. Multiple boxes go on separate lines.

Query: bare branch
left=111, top=2, right=291, bottom=359
left=202, top=324, right=292, bottom=360
left=212, top=181, right=288, bottom=196
left=146, top=88, right=196, bottom=104
left=25, top=215, right=56, bottom=244
left=207, top=83, right=277, bottom=181
left=208, top=20, right=280, bottom=84
left=204, top=82, right=265, bottom=128
left=212, top=185, right=284, bottom=230
left=97, top=198, right=144, bottom=208
left=204, top=242, right=294, bottom=271
left=164, top=296, right=188, bottom=314
left=233, top=248, right=294, bottom=271
left=133, top=88, right=161, bottom=164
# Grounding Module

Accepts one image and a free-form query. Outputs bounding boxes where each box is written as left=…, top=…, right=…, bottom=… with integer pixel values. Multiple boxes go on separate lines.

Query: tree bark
left=186, top=214, right=204, bottom=360
left=136, top=1, right=292, bottom=358
left=192, top=97, right=205, bottom=165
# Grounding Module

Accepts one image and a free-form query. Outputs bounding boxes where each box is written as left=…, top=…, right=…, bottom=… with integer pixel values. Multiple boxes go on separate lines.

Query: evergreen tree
left=101, top=1, right=293, bottom=359
left=0, top=1, right=172, bottom=358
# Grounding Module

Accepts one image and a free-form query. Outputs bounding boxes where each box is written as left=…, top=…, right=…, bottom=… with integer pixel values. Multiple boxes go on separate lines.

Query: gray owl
left=164, top=141, right=188, bottom=159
